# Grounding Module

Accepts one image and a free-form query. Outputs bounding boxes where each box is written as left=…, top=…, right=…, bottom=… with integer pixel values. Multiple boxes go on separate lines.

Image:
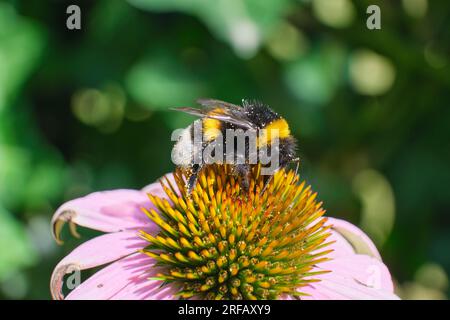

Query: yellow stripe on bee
left=257, top=118, right=290, bottom=147
left=203, top=118, right=222, bottom=141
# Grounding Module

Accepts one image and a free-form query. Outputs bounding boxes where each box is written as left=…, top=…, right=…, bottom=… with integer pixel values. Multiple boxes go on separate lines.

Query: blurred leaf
left=128, top=0, right=291, bottom=57
left=0, top=3, right=45, bottom=112
left=126, top=54, right=205, bottom=109
left=0, top=206, right=36, bottom=281
left=284, top=42, right=346, bottom=106
left=0, top=102, right=66, bottom=210
left=25, top=160, right=67, bottom=209
left=0, top=145, right=31, bottom=209
left=0, top=143, right=66, bottom=211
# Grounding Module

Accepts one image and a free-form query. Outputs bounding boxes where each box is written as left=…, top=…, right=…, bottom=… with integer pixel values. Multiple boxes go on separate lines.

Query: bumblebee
left=172, top=98, right=299, bottom=194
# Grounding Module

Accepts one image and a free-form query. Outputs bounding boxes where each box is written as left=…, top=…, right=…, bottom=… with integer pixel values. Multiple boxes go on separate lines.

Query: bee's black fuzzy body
left=172, top=99, right=298, bottom=194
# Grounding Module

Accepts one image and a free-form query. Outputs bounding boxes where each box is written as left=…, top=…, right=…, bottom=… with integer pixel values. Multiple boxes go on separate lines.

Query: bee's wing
left=171, top=107, right=210, bottom=118
left=196, top=98, right=241, bottom=109
left=172, top=106, right=256, bottom=129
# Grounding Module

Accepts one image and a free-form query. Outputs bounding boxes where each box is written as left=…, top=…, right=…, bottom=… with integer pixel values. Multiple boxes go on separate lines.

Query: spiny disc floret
left=141, top=165, right=332, bottom=300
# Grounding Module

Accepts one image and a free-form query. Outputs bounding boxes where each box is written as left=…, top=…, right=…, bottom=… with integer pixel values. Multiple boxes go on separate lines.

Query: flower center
left=140, top=165, right=332, bottom=300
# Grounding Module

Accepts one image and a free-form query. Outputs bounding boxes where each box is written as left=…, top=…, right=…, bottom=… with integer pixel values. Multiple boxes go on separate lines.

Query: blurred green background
left=0, top=0, right=449, bottom=299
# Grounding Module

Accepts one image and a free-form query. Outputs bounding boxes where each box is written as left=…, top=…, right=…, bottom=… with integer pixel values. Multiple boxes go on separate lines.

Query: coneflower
left=51, top=165, right=399, bottom=300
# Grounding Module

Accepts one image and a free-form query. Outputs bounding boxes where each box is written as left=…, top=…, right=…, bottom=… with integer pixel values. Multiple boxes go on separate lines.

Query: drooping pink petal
left=301, top=276, right=399, bottom=300
left=302, top=280, right=397, bottom=299
left=301, top=254, right=398, bottom=300
left=325, top=229, right=355, bottom=259
left=289, top=217, right=398, bottom=300
left=322, top=254, right=394, bottom=291
left=50, top=230, right=147, bottom=300
left=51, top=189, right=158, bottom=244
left=327, top=217, right=381, bottom=260
left=66, top=252, right=177, bottom=300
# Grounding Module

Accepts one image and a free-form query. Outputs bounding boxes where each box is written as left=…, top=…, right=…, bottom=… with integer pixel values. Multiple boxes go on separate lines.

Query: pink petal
left=142, top=173, right=178, bottom=195
left=291, top=218, right=399, bottom=300
left=142, top=172, right=177, bottom=194
left=327, top=217, right=381, bottom=260
left=110, top=274, right=180, bottom=300
left=321, top=255, right=394, bottom=291
left=51, top=189, right=157, bottom=244
left=50, top=231, right=147, bottom=300
left=66, top=253, right=177, bottom=300
left=301, top=254, right=398, bottom=300
left=325, top=229, right=355, bottom=259
left=301, top=277, right=399, bottom=300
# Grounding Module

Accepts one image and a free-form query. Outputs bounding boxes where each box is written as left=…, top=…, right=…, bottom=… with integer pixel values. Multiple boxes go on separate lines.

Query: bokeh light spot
left=266, top=22, right=309, bottom=61
left=71, top=85, right=126, bottom=133
left=402, top=0, right=428, bottom=19
left=415, top=263, right=448, bottom=291
left=229, top=18, right=261, bottom=59
left=349, top=49, right=396, bottom=96
left=352, top=169, right=395, bottom=246
left=312, top=0, right=355, bottom=28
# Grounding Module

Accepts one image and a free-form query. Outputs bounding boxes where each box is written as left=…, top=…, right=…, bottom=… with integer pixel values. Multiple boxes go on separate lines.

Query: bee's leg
left=234, top=164, right=250, bottom=192
left=260, top=174, right=274, bottom=195
left=291, top=157, right=300, bottom=175
left=260, top=158, right=300, bottom=195
left=186, top=164, right=202, bottom=195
